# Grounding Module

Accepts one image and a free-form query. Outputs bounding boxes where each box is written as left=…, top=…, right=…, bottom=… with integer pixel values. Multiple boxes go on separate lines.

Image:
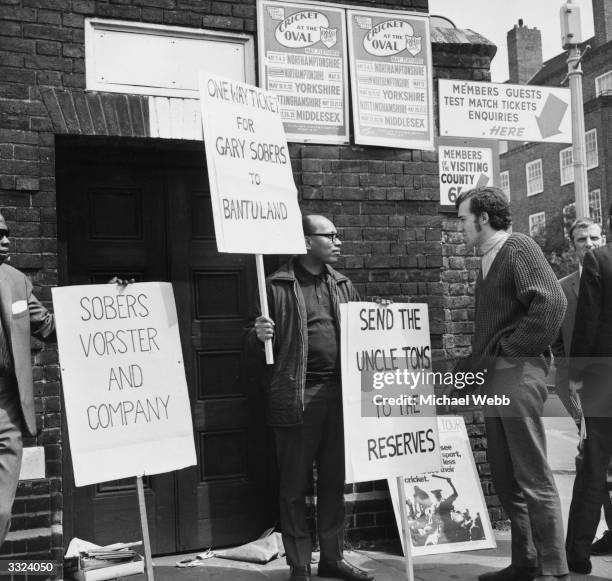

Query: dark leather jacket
left=245, top=258, right=359, bottom=426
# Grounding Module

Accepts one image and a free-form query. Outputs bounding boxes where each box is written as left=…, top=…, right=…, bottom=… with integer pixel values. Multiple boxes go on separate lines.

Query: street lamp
left=560, top=0, right=589, bottom=219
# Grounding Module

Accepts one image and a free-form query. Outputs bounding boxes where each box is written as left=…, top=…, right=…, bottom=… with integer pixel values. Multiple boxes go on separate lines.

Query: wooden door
left=58, top=142, right=274, bottom=554
left=166, top=160, right=273, bottom=549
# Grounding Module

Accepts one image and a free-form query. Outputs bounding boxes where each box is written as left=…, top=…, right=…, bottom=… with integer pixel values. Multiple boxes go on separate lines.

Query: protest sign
left=52, top=283, right=197, bottom=487
left=439, top=79, right=571, bottom=143
left=347, top=10, right=434, bottom=150
left=341, top=302, right=441, bottom=484
left=199, top=72, right=305, bottom=255
left=389, top=416, right=496, bottom=556
left=258, top=0, right=349, bottom=144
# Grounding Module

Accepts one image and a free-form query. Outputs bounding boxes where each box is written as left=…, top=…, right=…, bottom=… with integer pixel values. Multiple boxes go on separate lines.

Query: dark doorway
left=57, top=138, right=275, bottom=554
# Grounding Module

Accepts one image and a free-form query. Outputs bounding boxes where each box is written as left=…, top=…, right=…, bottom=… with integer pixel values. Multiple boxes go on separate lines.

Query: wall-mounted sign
left=347, top=10, right=434, bottom=150
left=439, top=79, right=572, bottom=143
left=258, top=0, right=349, bottom=144
left=438, top=145, right=494, bottom=205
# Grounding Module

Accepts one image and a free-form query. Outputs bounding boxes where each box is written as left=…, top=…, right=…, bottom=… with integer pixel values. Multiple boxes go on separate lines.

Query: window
left=559, top=147, right=573, bottom=185
left=595, top=70, right=612, bottom=97
left=562, top=203, right=576, bottom=239
left=529, top=212, right=546, bottom=237
left=526, top=159, right=543, bottom=195
left=562, top=192, right=602, bottom=239
left=500, top=171, right=510, bottom=200
left=498, top=140, right=508, bottom=155
left=586, top=129, right=598, bottom=169
left=558, top=131, right=597, bottom=185
left=589, top=189, right=602, bottom=225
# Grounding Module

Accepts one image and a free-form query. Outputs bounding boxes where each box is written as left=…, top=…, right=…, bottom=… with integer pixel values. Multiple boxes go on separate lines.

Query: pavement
left=115, top=394, right=612, bottom=581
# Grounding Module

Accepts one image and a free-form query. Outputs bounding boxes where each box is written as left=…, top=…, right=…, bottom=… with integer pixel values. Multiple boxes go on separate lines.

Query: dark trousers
left=566, top=417, right=612, bottom=559
left=484, top=362, right=568, bottom=576
left=273, top=381, right=345, bottom=567
left=0, top=381, right=23, bottom=546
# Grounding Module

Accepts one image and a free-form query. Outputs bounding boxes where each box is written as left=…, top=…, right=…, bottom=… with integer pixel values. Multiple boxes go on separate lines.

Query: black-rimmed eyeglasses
left=309, top=233, right=341, bottom=243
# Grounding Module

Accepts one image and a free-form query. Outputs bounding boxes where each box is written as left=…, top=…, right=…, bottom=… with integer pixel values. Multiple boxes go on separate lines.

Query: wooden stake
left=136, top=476, right=155, bottom=581
left=396, top=476, right=414, bottom=581
left=255, top=254, right=274, bottom=365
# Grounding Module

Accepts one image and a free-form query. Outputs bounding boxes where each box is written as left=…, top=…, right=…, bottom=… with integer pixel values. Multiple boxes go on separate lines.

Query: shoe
left=591, top=529, right=612, bottom=555
left=318, top=559, right=374, bottom=581
left=289, top=564, right=311, bottom=581
left=478, top=565, right=538, bottom=581
left=566, top=555, right=592, bottom=574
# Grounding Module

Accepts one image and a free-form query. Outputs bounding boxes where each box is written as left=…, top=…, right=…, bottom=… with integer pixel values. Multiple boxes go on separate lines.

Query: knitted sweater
left=472, top=233, right=566, bottom=371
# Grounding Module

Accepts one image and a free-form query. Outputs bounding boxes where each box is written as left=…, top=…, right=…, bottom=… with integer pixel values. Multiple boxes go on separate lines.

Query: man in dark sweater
left=456, top=187, right=568, bottom=581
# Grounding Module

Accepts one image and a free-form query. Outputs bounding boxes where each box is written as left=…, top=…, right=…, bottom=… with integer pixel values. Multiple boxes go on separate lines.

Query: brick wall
left=0, top=0, right=499, bottom=559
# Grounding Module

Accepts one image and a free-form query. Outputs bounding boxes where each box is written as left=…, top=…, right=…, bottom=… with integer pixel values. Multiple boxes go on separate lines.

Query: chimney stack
left=593, top=0, right=612, bottom=47
left=506, top=20, right=543, bottom=84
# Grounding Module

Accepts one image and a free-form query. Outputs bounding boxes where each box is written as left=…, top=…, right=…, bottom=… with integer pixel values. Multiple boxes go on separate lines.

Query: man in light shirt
left=456, top=187, right=568, bottom=581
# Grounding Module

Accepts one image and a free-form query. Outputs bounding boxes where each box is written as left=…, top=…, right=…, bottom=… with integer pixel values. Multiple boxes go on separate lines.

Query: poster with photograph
left=347, top=9, right=434, bottom=149
left=258, top=0, right=349, bottom=143
left=389, top=416, right=496, bottom=556
left=341, top=302, right=441, bottom=484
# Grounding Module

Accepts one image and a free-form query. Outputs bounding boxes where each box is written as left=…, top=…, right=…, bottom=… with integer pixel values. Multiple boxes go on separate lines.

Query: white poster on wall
left=199, top=72, right=305, bottom=254
left=258, top=0, right=349, bottom=144
left=438, top=145, right=494, bottom=205
left=52, top=282, right=197, bottom=487
left=439, top=79, right=571, bottom=143
left=347, top=10, right=434, bottom=150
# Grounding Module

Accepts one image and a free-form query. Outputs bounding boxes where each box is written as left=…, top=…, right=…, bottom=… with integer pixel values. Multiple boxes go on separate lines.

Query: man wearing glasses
left=246, top=215, right=371, bottom=581
left=0, top=212, right=55, bottom=546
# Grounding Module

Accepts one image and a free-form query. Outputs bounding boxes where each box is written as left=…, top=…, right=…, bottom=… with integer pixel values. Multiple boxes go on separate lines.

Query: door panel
left=167, top=167, right=272, bottom=550
left=58, top=143, right=274, bottom=554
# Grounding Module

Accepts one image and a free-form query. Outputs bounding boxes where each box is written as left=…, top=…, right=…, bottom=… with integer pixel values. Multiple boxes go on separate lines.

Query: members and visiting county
left=372, top=393, right=510, bottom=407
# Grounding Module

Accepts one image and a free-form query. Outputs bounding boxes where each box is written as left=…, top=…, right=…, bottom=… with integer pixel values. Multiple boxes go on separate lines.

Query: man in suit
left=567, top=213, right=612, bottom=573
left=552, top=218, right=603, bottom=421
left=0, top=212, right=56, bottom=546
left=553, top=219, right=612, bottom=563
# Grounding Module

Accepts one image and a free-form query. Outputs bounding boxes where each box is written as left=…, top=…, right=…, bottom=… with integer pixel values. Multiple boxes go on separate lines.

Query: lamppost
left=560, top=0, right=589, bottom=219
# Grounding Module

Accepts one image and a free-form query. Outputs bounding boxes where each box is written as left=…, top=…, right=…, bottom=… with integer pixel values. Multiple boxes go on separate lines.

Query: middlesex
left=372, top=394, right=510, bottom=406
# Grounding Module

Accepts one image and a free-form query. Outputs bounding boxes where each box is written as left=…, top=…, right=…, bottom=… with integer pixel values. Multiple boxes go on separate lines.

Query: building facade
left=1, top=0, right=498, bottom=563
left=501, top=2, right=612, bottom=249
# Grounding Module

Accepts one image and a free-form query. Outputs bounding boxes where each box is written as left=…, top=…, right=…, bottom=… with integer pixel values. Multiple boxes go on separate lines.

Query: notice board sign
left=389, top=416, right=496, bottom=556
left=53, top=283, right=197, bottom=487
left=258, top=0, right=349, bottom=144
left=347, top=10, right=434, bottom=150
left=439, top=79, right=571, bottom=143
left=436, top=136, right=500, bottom=208
left=199, top=72, right=305, bottom=254
left=341, top=302, right=441, bottom=484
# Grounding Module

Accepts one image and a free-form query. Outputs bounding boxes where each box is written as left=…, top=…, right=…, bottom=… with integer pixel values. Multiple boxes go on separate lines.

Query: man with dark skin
left=246, top=215, right=371, bottom=581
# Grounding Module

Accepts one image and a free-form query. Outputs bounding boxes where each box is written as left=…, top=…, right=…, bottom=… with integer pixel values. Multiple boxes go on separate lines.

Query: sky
left=428, top=0, right=595, bottom=82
